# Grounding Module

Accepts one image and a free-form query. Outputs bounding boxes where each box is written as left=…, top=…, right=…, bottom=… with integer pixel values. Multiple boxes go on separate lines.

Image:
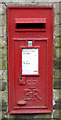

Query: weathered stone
left=59, top=2, right=61, bottom=14
left=54, top=14, right=59, bottom=25
left=2, top=59, right=6, bottom=70
left=53, top=99, right=61, bottom=110
left=54, top=3, right=59, bottom=14
left=0, top=112, right=2, bottom=120
left=1, top=48, right=7, bottom=59
left=0, top=37, right=6, bottom=48
left=54, top=25, right=59, bottom=36
left=0, top=49, right=2, bottom=59
left=56, top=48, right=61, bottom=58
left=54, top=69, right=61, bottom=78
left=0, top=15, right=6, bottom=25
left=55, top=37, right=60, bottom=47
left=59, top=14, right=61, bottom=25
left=54, top=90, right=61, bottom=100
left=0, top=26, right=4, bottom=36
left=0, top=79, right=2, bottom=91
left=0, top=91, right=2, bottom=111
left=0, top=4, right=6, bottom=15
left=0, top=58, right=7, bottom=70
left=53, top=110, right=61, bottom=118
left=2, top=91, right=8, bottom=104
left=0, top=59, right=2, bottom=69
left=53, top=46, right=56, bottom=58
left=33, top=114, right=51, bottom=118
left=2, top=82, right=6, bottom=91
left=53, top=79, right=61, bottom=89
left=0, top=70, right=4, bottom=80
left=2, top=99, right=7, bottom=111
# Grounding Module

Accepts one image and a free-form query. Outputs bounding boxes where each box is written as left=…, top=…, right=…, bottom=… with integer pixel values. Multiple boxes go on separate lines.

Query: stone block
left=53, top=79, right=61, bottom=89
left=0, top=79, right=2, bottom=91
left=0, top=70, right=4, bottom=80
left=0, top=26, right=4, bottom=36
left=0, top=15, right=6, bottom=25
left=59, top=14, right=61, bottom=25
left=53, top=110, right=61, bottom=118
left=54, top=69, right=61, bottom=78
left=2, top=82, right=6, bottom=91
left=0, top=4, right=6, bottom=15
left=2, top=59, right=7, bottom=70
left=59, top=2, right=61, bottom=14
left=53, top=99, right=61, bottom=110
left=54, top=25, right=59, bottom=36
left=2, top=99, right=7, bottom=111
left=55, top=37, right=60, bottom=47
left=0, top=49, right=2, bottom=59
left=0, top=37, right=6, bottom=48
left=0, top=91, right=2, bottom=111
left=0, top=58, right=7, bottom=70
left=56, top=48, right=61, bottom=58
left=54, top=3, right=59, bottom=14
left=54, top=89, right=61, bottom=100
left=54, top=14, right=59, bottom=25
left=0, top=59, right=2, bottom=69
left=2, top=91, right=8, bottom=104
left=33, top=114, right=51, bottom=118
left=0, top=112, right=2, bottom=120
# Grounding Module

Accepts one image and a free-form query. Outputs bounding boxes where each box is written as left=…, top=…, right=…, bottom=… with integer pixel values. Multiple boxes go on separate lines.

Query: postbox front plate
left=7, top=7, right=53, bottom=114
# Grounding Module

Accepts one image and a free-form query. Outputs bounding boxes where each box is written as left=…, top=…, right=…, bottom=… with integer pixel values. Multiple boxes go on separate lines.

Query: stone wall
left=0, top=1, right=61, bottom=119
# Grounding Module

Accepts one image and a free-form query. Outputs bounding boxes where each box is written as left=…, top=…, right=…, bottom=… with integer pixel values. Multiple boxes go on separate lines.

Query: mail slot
left=7, top=6, right=53, bottom=114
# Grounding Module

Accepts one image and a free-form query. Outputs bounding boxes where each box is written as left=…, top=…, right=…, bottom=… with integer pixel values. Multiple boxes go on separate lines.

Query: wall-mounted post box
left=7, top=6, right=53, bottom=114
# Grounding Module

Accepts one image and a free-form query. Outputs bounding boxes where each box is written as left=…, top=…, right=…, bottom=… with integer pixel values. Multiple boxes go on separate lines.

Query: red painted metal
left=7, top=6, right=54, bottom=114
left=15, top=18, right=46, bottom=23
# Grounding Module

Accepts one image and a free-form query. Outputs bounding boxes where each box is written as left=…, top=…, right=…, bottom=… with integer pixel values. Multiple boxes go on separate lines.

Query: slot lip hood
left=15, top=18, right=46, bottom=24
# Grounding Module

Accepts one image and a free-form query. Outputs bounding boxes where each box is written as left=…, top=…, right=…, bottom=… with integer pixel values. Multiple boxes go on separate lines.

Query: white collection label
left=22, top=48, right=38, bottom=75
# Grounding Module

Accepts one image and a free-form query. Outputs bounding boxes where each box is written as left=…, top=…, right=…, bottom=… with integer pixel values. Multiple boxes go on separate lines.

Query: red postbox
left=7, top=6, right=53, bottom=114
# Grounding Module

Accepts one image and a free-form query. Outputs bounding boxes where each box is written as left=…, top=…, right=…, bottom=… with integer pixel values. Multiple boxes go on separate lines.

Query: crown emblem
left=26, top=80, right=37, bottom=89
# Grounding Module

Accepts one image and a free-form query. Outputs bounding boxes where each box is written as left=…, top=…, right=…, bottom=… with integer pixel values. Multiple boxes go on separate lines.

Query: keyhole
left=20, top=77, right=22, bottom=80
